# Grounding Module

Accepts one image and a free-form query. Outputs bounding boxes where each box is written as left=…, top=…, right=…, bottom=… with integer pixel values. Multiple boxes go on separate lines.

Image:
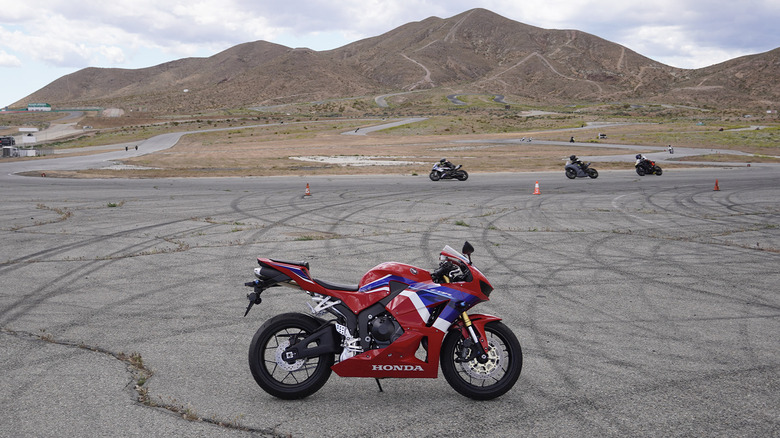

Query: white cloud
left=0, top=26, right=122, bottom=68
left=0, top=49, right=22, bottom=67
left=1, top=0, right=779, bottom=105
left=6, top=0, right=773, bottom=69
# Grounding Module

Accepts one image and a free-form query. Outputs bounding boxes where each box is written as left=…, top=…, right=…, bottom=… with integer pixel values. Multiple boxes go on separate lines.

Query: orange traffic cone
left=533, top=181, right=541, bottom=195
left=305, top=183, right=311, bottom=196
left=713, top=179, right=720, bottom=191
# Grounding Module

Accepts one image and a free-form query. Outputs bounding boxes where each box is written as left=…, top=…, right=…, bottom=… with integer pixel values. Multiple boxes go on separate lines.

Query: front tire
left=429, top=171, right=441, bottom=181
left=565, top=168, right=577, bottom=179
left=248, top=313, right=334, bottom=399
left=636, top=166, right=646, bottom=176
left=440, top=321, right=522, bottom=400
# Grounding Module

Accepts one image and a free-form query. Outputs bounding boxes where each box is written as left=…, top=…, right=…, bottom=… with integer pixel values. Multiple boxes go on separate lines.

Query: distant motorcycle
left=430, top=163, right=468, bottom=181
left=636, top=159, right=662, bottom=176
left=565, top=161, right=598, bottom=179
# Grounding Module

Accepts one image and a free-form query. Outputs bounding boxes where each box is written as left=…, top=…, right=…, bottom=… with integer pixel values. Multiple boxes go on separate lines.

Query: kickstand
left=375, top=378, right=384, bottom=392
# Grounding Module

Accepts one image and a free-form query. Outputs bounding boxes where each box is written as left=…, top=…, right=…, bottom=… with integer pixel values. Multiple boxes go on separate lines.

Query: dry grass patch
left=17, top=115, right=776, bottom=178
left=674, top=154, right=780, bottom=163
left=76, top=129, right=645, bottom=177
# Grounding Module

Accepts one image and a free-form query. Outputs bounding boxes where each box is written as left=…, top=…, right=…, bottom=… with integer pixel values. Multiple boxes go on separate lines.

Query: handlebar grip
left=431, top=261, right=453, bottom=282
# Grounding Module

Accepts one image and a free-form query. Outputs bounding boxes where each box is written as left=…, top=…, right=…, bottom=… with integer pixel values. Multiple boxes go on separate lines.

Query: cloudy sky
left=1, top=0, right=778, bottom=107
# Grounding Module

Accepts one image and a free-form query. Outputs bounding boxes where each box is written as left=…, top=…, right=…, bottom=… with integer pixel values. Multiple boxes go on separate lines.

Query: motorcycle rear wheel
left=654, top=166, right=663, bottom=176
left=429, top=171, right=441, bottom=181
left=440, top=321, right=522, bottom=400
left=587, top=168, right=599, bottom=179
left=248, top=313, right=334, bottom=399
left=456, top=170, right=469, bottom=181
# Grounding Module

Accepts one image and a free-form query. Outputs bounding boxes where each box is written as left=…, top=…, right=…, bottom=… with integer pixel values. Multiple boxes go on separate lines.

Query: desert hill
left=13, top=8, right=780, bottom=113
left=665, top=47, right=780, bottom=108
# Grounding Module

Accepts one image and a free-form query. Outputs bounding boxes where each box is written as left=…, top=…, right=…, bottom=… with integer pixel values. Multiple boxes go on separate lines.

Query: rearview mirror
left=462, top=241, right=474, bottom=264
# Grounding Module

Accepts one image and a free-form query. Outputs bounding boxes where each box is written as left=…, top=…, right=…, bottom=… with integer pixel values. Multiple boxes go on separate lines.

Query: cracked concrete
left=1, top=330, right=264, bottom=437
left=1, top=140, right=778, bottom=436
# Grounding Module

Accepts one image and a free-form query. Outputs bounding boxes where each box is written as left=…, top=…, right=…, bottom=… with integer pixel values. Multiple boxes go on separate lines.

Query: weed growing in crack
left=1, top=328, right=264, bottom=434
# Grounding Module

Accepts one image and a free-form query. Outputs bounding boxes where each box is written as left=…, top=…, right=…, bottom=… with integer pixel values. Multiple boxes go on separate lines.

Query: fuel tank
left=359, top=262, right=431, bottom=288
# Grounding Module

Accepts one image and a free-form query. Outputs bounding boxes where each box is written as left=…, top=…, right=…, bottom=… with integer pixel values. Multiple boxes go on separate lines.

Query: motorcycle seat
left=314, top=278, right=359, bottom=292
left=269, top=258, right=309, bottom=270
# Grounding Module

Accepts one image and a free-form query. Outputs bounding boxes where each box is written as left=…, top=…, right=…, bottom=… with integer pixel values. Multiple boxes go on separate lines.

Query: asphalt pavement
left=1, top=137, right=779, bottom=437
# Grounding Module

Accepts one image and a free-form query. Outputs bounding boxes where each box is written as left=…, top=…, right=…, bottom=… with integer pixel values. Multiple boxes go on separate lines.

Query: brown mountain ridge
left=14, top=8, right=780, bottom=113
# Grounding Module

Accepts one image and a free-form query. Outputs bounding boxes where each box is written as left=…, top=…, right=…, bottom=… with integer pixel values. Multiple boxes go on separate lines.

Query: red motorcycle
left=243, top=242, right=522, bottom=400
left=636, top=158, right=663, bottom=176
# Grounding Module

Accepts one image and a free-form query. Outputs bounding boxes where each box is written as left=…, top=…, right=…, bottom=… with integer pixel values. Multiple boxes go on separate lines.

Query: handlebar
left=431, top=261, right=454, bottom=283
left=431, top=260, right=473, bottom=283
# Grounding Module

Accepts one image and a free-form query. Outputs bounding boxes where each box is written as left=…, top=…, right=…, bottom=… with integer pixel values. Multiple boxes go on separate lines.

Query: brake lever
left=431, top=261, right=454, bottom=283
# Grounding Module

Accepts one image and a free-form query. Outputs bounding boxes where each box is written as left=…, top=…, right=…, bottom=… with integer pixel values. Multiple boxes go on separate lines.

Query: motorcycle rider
left=439, top=158, right=454, bottom=172
left=635, top=154, right=647, bottom=168
left=569, top=154, right=585, bottom=169
left=434, top=158, right=456, bottom=177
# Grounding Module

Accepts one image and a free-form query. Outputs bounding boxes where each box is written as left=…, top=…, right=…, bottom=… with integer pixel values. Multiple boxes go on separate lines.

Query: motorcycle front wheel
left=636, top=166, right=646, bottom=176
left=565, top=168, right=577, bottom=179
left=429, top=171, right=441, bottom=181
left=456, top=170, right=469, bottom=181
left=440, top=321, right=522, bottom=400
left=248, top=313, right=334, bottom=399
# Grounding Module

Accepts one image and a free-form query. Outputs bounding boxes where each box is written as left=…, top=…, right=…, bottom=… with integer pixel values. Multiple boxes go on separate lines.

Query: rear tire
left=587, top=168, right=599, bottom=179
left=456, top=170, right=469, bottom=181
left=248, top=313, right=334, bottom=399
left=440, top=321, right=522, bottom=400
left=655, top=166, right=663, bottom=176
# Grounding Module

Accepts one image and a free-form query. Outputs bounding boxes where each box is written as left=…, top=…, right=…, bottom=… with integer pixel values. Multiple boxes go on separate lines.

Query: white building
left=28, top=103, right=52, bottom=112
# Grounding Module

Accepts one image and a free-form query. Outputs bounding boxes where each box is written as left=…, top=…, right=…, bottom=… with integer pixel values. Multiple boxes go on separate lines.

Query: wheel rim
left=274, top=339, right=306, bottom=372
left=455, top=331, right=509, bottom=386
left=262, top=328, right=322, bottom=385
left=460, top=338, right=504, bottom=380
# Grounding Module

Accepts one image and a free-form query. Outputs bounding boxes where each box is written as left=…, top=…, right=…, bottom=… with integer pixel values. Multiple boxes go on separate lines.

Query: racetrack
left=1, top=163, right=779, bottom=436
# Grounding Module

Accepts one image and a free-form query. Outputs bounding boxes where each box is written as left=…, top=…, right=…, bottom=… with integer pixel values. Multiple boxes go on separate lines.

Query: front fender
left=456, top=313, right=502, bottom=353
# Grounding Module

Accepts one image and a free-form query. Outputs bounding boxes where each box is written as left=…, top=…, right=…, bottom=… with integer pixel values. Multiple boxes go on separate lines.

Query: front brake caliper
left=455, top=338, right=478, bottom=363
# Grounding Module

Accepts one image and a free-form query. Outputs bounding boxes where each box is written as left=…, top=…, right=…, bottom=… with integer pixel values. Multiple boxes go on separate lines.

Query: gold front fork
left=461, top=311, right=490, bottom=357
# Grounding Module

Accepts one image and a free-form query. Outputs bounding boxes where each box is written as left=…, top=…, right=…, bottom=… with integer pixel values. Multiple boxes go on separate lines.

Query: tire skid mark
left=2, top=172, right=778, bottom=435
left=0, top=222, right=204, bottom=324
